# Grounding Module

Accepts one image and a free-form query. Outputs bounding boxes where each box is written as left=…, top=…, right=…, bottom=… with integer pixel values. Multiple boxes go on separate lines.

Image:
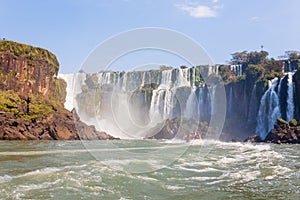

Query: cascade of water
left=149, top=90, right=163, bottom=122
left=286, top=72, right=295, bottom=121
left=190, top=68, right=196, bottom=87
left=122, top=73, right=127, bottom=91
left=239, top=65, right=243, bottom=76
left=97, top=72, right=103, bottom=85
left=210, top=86, right=217, bottom=116
left=104, top=72, right=111, bottom=84
left=160, top=70, right=172, bottom=88
left=184, top=87, right=198, bottom=118
left=176, top=68, right=190, bottom=87
left=256, top=78, right=281, bottom=139
left=58, top=73, right=86, bottom=111
left=198, top=88, right=204, bottom=118
left=230, top=65, right=243, bottom=76
left=141, top=72, right=146, bottom=88
left=163, top=89, right=174, bottom=120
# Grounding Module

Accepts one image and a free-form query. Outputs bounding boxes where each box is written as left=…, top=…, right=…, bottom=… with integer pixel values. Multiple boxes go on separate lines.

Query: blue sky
left=1, top=0, right=300, bottom=73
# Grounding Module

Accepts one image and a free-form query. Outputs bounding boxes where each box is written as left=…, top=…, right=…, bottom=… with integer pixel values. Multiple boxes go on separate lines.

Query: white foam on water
left=165, top=185, right=185, bottom=190
left=176, top=166, right=221, bottom=173
left=18, top=179, right=61, bottom=191
left=0, top=174, right=13, bottom=183
left=221, top=170, right=261, bottom=182
left=135, top=175, right=159, bottom=182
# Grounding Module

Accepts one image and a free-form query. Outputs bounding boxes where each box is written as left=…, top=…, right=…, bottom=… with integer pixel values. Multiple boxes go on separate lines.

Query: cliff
left=0, top=40, right=115, bottom=140
left=245, top=118, right=300, bottom=144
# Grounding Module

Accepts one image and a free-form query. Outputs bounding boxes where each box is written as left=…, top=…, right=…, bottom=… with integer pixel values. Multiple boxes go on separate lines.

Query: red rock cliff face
left=0, top=51, right=58, bottom=99
left=0, top=40, right=116, bottom=140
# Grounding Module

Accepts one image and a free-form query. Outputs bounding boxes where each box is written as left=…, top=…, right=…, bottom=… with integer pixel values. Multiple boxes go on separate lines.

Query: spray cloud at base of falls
left=59, top=65, right=227, bottom=140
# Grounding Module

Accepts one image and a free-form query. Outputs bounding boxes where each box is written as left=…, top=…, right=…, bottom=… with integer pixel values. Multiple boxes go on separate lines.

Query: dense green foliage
left=220, top=50, right=298, bottom=84
left=0, top=90, right=57, bottom=120
left=0, top=40, right=59, bottom=71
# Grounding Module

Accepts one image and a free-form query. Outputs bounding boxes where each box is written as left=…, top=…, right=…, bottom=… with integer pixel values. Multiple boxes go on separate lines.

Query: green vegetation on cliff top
left=0, top=90, right=57, bottom=120
left=0, top=40, right=59, bottom=71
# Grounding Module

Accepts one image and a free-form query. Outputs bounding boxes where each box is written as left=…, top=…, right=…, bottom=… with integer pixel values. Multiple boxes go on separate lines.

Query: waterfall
left=58, top=73, right=86, bottom=111
left=59, top=68, right=219, bottom=139
left=256, top=78, right=281, bottom=139
left=210, top=86, right=217, bottom=116
left=122, top=73, right=127, bottom=91
left=141, top=72, right=146, bottom=88
left=184, top=87, right=198, bottom=118
left=176, top=68, right=190, bottom=87
left=286, top=72, right=295, bottom=121
left=149, top=70, right=174, bottom=122
left=230, top=65, right=243, bottom=76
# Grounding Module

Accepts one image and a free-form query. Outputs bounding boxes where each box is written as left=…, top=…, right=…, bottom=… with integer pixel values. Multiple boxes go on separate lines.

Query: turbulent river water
left=0, top=140, right=299, bottom=199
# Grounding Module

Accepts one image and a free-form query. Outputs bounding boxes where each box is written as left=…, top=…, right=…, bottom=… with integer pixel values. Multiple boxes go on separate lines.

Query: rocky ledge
left=245, top=118, right=300, bottom=144
left=145, top=117, right=209, bottom=140
left=0, top=109, right=115, bottom=140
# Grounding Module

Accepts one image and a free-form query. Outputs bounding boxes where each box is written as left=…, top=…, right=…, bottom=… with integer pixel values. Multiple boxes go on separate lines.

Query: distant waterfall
left=286, top=72, right=295, bottom=121
left=59, top=66, right=225, bottom=138
left=184, top=87, right=198, bottom=118
left=149, top=70, right=174, bottom=121
left=58, top=73, right=86, bottom=111
left=176, top=68, right=190, bottom=87
left=230, top=65, right=243, bottom=76
left=256, top=78, right=281, bottom=139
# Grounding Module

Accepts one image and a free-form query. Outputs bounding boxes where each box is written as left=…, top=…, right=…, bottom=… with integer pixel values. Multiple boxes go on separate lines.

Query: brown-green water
left=0, top=140, right=299, bottom=199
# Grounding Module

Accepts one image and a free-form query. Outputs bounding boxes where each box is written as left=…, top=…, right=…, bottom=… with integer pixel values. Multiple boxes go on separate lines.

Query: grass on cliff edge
left=0, top=40, right=59, bottom=71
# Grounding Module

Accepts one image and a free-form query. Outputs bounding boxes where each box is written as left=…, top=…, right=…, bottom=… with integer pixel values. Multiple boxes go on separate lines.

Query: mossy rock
left=289, top=119, right=298, bottom=127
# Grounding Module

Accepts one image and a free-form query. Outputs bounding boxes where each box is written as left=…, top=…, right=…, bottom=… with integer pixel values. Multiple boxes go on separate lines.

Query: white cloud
left=211, top=0, right=219, bottom=3
left=176, top=4, right=217, bottom=18
left=251, top=16, right=260, bottom=22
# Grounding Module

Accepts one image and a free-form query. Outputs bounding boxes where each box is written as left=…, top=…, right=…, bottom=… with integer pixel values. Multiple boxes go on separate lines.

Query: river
left=0, top=140, right=299, bottom=199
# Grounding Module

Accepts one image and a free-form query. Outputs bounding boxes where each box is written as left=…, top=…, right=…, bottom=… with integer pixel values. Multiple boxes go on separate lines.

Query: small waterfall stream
left=286, top=72, right=295, bottom=121
left=256, top=78, right=281, bottom=139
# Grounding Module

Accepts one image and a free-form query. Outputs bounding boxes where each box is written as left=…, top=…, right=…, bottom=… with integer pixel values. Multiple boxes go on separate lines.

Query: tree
left=247, top=51, right=269, bottom=64
left=230, top=51, right=248, bottom=65
left=245, top=64, right=265, bottom=81
left=230, top=50, right=269, bottom=65
left=284, top=51, right=300, bottom=60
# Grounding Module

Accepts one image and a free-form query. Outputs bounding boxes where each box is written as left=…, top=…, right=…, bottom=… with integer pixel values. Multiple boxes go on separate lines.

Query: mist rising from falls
left=59, top=66, right=222, bottom=139
left=57, top=73, right=86, bottom=111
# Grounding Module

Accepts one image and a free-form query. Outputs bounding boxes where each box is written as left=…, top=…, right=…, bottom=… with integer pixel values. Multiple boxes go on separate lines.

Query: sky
left=1, top=0, right=300, bottom=73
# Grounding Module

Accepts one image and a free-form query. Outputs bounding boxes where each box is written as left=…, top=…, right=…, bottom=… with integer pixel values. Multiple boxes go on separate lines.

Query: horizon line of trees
left=219, top=50, right=300, bottom=83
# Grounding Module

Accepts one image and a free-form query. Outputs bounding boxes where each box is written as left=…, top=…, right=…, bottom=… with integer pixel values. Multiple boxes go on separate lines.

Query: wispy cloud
left=251, top=16, right=260, bottom=22
left=176, top=4, right=217, bottom=18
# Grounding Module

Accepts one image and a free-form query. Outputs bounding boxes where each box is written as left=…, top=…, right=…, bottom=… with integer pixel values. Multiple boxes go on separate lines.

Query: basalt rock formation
left=0, top=40, right=115, bottom=140
left=245, top=118, right=300, bottom=144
